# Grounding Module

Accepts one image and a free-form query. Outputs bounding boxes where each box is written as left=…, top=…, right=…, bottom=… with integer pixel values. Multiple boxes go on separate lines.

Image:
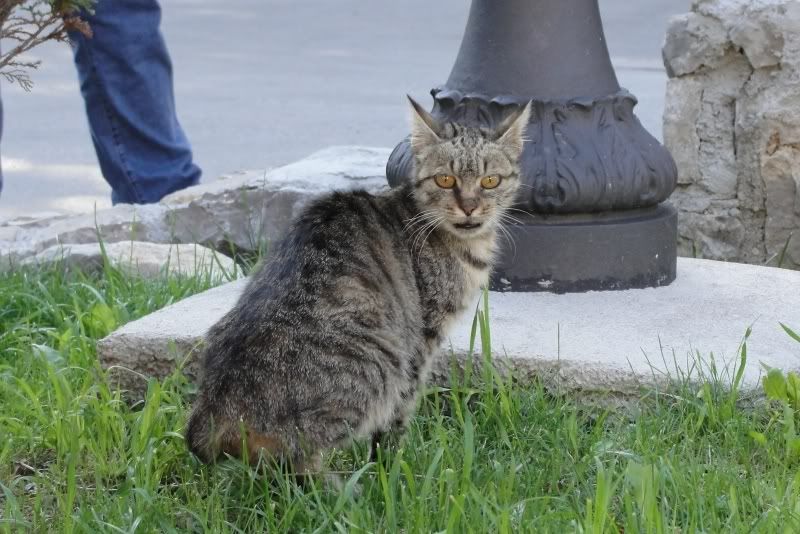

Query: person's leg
left=69, top=0, right=200, bottom=204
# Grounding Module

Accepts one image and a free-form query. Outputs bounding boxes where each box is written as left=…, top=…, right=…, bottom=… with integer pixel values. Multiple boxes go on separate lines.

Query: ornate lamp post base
left=387, top=0, right=679, bottom=293
left=490, top=205, right=677, bottom=293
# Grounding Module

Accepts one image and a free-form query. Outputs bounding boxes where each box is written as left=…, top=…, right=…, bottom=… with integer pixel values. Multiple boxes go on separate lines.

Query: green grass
left=2, top=262, right=800, bottom=533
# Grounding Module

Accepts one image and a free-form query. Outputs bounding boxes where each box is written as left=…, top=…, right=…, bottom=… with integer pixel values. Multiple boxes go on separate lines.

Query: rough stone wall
left=663, top=0, right=800, bottom=268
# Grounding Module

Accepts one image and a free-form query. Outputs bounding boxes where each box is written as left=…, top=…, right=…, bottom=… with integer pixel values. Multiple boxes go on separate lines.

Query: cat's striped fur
left=186, top=98, right=531, bottom=476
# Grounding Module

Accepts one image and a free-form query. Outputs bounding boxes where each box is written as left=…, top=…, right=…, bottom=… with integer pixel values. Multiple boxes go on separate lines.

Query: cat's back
left=199, top=186, right=425, bottom=409
left=207, top=186, right=419, bottom=350
left=253, top=186, right=413, bottom=295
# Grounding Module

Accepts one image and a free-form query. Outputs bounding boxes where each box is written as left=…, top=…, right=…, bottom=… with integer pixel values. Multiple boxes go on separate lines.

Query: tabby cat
left=186, top=97, right=531, bottom=477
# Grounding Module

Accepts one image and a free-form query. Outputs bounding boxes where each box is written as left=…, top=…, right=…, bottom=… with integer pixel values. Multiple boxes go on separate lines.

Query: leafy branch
left=0, top=0, right=96, bottom=91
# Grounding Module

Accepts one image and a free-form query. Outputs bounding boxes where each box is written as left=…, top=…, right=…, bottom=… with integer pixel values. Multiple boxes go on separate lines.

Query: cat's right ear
left=494, top=101, right=532, bottom=154
left=408, top=95, right=442, bottom=153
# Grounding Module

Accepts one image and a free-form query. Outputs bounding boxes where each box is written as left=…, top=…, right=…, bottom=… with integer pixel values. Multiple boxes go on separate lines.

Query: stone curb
left=97, top=258, right=800, bottom=400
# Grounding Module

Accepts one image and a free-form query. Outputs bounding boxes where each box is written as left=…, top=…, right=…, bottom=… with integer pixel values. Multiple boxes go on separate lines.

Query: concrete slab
left=97, top=258, right=800, bottom=397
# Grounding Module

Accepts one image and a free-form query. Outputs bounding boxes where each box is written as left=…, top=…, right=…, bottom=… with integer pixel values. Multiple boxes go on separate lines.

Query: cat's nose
left=460, top=198, right=479, bottom=216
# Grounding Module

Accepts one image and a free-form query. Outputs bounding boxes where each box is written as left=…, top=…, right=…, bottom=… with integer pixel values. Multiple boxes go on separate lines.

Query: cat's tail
left=185, top=399, right=286, bottom=465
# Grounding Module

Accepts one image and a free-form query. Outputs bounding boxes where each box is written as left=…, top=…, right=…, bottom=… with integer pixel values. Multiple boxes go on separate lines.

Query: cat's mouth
left=453, top=222, right=482, bottom=231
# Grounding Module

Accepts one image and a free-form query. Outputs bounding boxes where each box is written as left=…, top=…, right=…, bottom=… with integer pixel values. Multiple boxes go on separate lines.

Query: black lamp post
left=387, top=0, right=678, bottom=293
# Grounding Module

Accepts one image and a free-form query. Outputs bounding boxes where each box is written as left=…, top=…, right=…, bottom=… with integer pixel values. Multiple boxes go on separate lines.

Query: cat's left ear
left=408, top=95, right=442, bottom=153
left=494, top=101, right=532, bottom=154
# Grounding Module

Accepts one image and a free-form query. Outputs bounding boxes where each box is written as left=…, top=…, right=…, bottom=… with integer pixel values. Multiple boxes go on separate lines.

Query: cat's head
left=407, top=97, right=531, bottom=240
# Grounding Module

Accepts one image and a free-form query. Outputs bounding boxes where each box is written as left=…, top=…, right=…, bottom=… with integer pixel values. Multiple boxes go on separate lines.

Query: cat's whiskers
left=404, top=209, right=439, bottom=225
left=409, top=216, right=443, bottom=256
left=406, top=217, right=442, bottom=250
left=497, top=221, right=517, bottom=259
left=498, top=212, right=524, bottom=226
left=403, top=210, right=439, bottom=232
left=415, top=218, right=446, bottom=260
left=505, top=206, right=535, bottom=217
left=409, top=215, right=445, bottom=260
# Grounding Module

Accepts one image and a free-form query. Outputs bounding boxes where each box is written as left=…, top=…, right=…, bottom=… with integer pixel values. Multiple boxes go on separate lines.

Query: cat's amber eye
left=480, top=175, right=501, bottom=189
left=434, top=174, right=457, bottom=189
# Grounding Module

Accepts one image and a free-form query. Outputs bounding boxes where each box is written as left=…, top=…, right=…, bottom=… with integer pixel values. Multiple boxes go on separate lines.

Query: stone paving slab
left=97, top=258, right=800, bottom=398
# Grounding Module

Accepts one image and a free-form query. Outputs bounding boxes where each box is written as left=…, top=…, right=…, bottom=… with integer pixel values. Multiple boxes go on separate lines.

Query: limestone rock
left=663, top=0, right=800, bottom=268
left=0, top=225, right=19, bottom=243
left=730, top=12, right=785, bottom=68
left=0, top=146, right=391, bottom=267
left=22, top=241, right=240, bottom=280
left=1, top=203, right=171, bottom=268
left=0, top=211, right=70, bottom=228
left=663, top=78, right=703, bottom=184
left=662, top=13, right=730, bottom=77
left=158, top=146, right=391, bottom=253
left=97, top=258, right=800, bottom=400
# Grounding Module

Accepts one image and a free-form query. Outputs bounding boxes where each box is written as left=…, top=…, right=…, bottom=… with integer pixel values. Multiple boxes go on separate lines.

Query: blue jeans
left=69, top=0, right=201, bottom=204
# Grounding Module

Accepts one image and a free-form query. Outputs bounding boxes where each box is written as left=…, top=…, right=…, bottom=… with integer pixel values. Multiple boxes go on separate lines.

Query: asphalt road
left=0, top=0, right=687, bottom=218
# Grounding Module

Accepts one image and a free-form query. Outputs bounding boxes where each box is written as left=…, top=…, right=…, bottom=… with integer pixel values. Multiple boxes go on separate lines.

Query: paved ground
left=0, top=0, right=687, bottom=218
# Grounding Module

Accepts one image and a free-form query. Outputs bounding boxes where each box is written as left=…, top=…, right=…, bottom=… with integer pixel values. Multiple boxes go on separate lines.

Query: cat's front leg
left=368, top=411, right=414, bottom=462
left=368, top=429, right=387, bottom=462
